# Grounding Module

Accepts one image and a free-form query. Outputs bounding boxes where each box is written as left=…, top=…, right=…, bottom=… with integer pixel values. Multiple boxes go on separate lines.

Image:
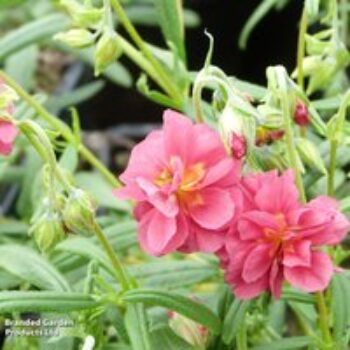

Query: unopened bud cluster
left=30, top=186, right=96, bottom=252
left=55, top=0, right=122, bottom=75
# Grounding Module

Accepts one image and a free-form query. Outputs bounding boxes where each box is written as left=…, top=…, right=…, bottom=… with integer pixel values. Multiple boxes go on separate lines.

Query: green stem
left=315, top=291, right=332, bottom=348
left=236, top=324, right=248, bottom=350
left=93, top=222, right=130, bottom=291
left=109, top=0, right=183, bottom=104
left=280, top=88, right=306, bottom=202
left=116, top=35, right=167, bottom=93
left=327, top=140, right=337, bottom=196
left=0, top=71, right=121, bottom=188
left=340, top=0, right=348, bottom=46
left=297, top=4, right=308, bottom=91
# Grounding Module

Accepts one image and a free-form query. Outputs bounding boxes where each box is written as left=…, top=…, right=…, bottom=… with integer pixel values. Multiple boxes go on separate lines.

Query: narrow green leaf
left=251, top=336, right=314, bottom=349
left=154, top=0, right=186, bottom=62
left=76, top=171, right=131, bottom=212
left=122, top=288, right=221, bottom=334
left=239, top=0, right=279, bottom=49
left=332, top=273, right=350, bottom=348
left=4, top=45, right=39, bottom=90
left=0, top=245, right=70, bottom=291
left=124, top=304, right=152, bottom=350
left=46, top=80, right=105, bottom=114
left=222, top=299, right=251, bottom=344
left=126, top=6, right=200, bottom=28
left=150, top=327, right=193, bottom=350
left=0, top=14, right=69, bottom=61
left=0, top=291, right=101, bottom=313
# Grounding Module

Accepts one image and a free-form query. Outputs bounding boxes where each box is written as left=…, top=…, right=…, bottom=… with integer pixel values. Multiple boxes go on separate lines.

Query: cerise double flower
left=220, top=170, right=349, bottom=299
left=115, top=110, right=242, bottom=256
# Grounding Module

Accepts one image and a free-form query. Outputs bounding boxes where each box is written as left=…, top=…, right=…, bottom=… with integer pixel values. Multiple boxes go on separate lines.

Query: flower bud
left=168, top=311, right=208, bottom=349
left=296, top=138, right=327, bottom=174
left=294, top=102, right=310, bottom=127
left=219, top=104, right=247, bottom=159
left=54, top=29, right=95, bottom=48
left=60, top=0, right=102, bottom=27
left=63, top=189, right=96, bottom=236
left=94, top=30, right=122, bottom=75
left=230, top=133, right=247, bottom=160
left=255, top=127, right=284, bottom=146
left=31, top=212, right=66, bottom=252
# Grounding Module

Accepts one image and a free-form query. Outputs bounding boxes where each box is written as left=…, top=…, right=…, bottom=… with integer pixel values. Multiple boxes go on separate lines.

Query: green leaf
left=57, top=45, right=133, bottom=88
left=222, top=299, right=251, bottom=344
left=124, top=304, right=152, bottom=350
left=4, top=45, right=39, bottom=90
left=0, top=14, right=69, bottom=61
left=46, top=80, right=105, bottom=114
left=231, top=77, right=267, bottom=100
left=126, top=6, right=200, bottom=28
left=76, top=171, right=131, bottom=212
left=150, top=327, right=194, bottom=350
left=281, top=287, right=315, bottom=304
left=130, top=260, right=218, bottom=289
left=0, top=245, right=70, bottom=291
left=0, top=291, right=101, bottom=313
left=239, top=0, right=280, bottom=49
left=251, top=336, right=314, bottom=349
left=154, top=0, right=186, bottom=62
left=305, top=0, right=320, bottom=18
left=122, top=288, right=221, bottom=334
left=331, top=273, right=350, bottom=348
left=59, top=145, right=79, bottom=173
left=312, top=96, right=342, bottom=111
left=54, top=236, right=114, bottom=276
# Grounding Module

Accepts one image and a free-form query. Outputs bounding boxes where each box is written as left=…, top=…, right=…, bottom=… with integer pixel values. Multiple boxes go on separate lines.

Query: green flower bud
left=60, top=0, right=103, bottom=27
left=296, top=138, right=327, bottom=174
left=31, top=212, right=66, bottom=253
left=168, top=311, right=208, bottom=350
left=54, top=29, right=95, bottom=48
left=63, top=189, right=96, bottom=236
left=94, top=30, right=122, bottom=76
left=218, top=104, right=245, bottom=153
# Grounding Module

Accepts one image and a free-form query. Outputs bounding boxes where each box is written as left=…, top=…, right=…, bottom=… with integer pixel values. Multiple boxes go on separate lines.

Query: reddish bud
left=294, top=102, right=310, bottom=127
left=255, top=127, right=285, bottom=146
left=269, top=129, right=285, bottom=141
left=230, top=133, right=247, bottom=159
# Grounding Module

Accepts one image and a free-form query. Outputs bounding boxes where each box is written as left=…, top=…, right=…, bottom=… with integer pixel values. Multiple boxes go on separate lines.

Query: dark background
left=79, top=0, right=303, bottom=129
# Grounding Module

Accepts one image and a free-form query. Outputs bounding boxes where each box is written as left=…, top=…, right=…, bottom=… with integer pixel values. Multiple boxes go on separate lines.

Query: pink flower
left=114, top=110, right=242, bottom=256
left=0, top=119, right=18, bottom=156
left=220, top=170, right=349, bottom=300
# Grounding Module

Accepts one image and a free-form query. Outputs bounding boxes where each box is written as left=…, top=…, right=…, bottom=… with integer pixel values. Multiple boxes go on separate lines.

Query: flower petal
left=283, top=240, right=312, bottom=268
left=242, top=243, right=273, bottom=283
left=284, top=251, right=333, bottom=292
left=190, top=188, right=234, bottom=229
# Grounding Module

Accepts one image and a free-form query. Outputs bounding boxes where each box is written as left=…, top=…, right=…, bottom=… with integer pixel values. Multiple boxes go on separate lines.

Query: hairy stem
left=280, top=87, right=306, bottom=202
left=93, top=222, right=130, bottom=291
left=236, top=323, right=248, bottom=350
left=316, top=291, right=332, bottom=348
left=296, top=4, right=308, bottom=90
left=327, top=140, right=337, bottom=196
left=110, top=0, right=183, bottom=104
left=0, top=71, right=121, bottom=188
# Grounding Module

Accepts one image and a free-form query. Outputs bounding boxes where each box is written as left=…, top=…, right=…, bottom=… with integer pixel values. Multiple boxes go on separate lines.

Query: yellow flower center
left=154, top=158, right=205, bottom=209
